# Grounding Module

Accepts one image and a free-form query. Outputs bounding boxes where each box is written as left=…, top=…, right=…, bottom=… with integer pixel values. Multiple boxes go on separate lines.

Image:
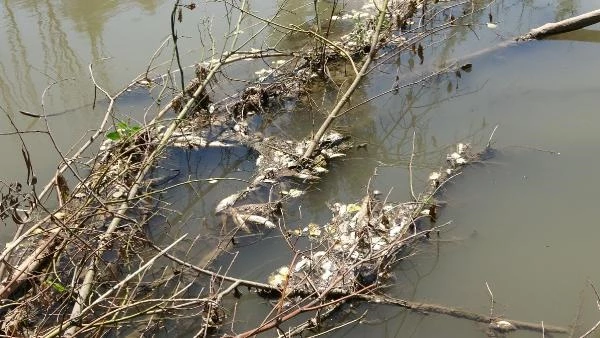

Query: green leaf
left=107, top=120, right=142, bottom=141
left=106, top=131, right=121, bottom=141
left=44, top=279, right=67, bottom=293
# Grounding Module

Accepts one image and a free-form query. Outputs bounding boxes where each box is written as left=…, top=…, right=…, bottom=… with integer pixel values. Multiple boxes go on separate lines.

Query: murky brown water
left=2, top=0, right=600, bottom=336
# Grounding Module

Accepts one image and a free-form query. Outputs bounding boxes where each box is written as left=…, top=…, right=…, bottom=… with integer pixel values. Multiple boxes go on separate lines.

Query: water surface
left=1, top=0, right=600, bottom=336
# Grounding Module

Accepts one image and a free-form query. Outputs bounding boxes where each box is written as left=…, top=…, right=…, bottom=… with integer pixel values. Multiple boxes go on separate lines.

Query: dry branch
left=1, top=1, right=312, bottom=335
left=60, top=43, right=230, bottom=338
left=45, top=235, right=186, bottom=337
left=301, top=0, right=391, bottom=160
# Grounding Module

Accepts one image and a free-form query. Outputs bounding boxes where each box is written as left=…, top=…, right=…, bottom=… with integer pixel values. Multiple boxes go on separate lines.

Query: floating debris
left=282, top=189, right=305, bottom=198
left=268, top=266, right=290, bottom=288
left=215, top=192, right=242, bottom=213
left=212, top=130, right=351, bottom=233
left=429, top=172, right=441, bottom=181
left=267, top=143, right=489, bottom=294
left=294, top=256, right=311, bottom=272
left=306, top=223, right=322, bottom=237
left=490, top=320, right=517, bottom=332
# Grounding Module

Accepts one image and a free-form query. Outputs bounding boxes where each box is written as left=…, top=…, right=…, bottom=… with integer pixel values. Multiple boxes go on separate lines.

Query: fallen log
left=518, top=9, right=600, bottom=40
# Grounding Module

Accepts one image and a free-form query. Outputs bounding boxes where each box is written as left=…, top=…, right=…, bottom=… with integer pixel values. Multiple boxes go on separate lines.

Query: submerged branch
left=355, top=294, right=569, bottom=335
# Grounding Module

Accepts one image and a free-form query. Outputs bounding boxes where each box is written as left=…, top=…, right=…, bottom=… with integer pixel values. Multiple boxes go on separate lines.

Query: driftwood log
left=519, top=8, right=600, bottom=40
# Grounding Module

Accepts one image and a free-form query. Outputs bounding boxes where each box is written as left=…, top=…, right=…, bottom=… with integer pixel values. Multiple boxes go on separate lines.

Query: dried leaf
left=268, top=273, right=286, bottom=288
left=347, top=204, right=361, bottom=213
left=233, top=287, right=242, bottom=298
left=19, top=110, right=41, bottom=118
left=56, top=174, right=70, bottom=203
left=294, top=257, right=311, bottom=272
left=286, top=189, right=304, bottom=198
left=429, top=172, right=440, bottom=180
left=11, top=209, right=24, bottom=224
left=244, top=215, right=276, bottom=229
left=307, top=223, right=322, bottom=237
left=21, top=146, right=34, bottom=186
left=278, top=266, right=289, bottom=276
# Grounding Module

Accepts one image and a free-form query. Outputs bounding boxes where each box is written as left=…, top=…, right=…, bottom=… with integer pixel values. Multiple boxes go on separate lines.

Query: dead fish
left=241, top=214, right=276, bottom=229
left=490, top=320, right=516, bottom=332
left=215, top=192, right=241, bottom=213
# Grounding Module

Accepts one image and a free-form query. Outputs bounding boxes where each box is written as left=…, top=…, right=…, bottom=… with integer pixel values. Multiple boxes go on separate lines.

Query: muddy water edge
left=2, top=0, right=600, bottom=337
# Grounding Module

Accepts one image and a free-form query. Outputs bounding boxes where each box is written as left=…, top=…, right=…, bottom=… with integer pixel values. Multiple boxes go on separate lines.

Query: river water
left=1, top=0, right=600, bottom=336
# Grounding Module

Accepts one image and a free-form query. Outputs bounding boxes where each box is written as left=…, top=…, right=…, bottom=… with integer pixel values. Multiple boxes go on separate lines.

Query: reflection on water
left=555, top=0, right=578, bottom=20
left=0, top=0, right=161, bottom=114
left=0, top=0, right=167, bottom=192
left=550, top=29, right=600, bottom=43
left=1, top=0, right=39, bottom=112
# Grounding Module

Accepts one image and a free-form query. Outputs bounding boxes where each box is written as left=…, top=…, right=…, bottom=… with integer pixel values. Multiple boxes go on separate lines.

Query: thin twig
left=409, top=130, right=417, bottom=201
left=485, top=281, right=494, bottom=317
left=486, top=124, right=499, bottom=149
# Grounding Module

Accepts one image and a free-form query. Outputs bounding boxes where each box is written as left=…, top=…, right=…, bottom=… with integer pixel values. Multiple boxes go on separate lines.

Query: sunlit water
left=1, top=0, right=600, bottom=336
